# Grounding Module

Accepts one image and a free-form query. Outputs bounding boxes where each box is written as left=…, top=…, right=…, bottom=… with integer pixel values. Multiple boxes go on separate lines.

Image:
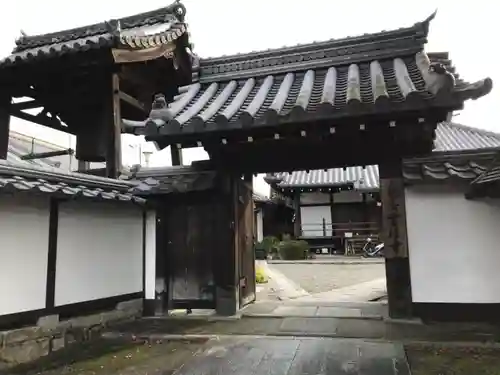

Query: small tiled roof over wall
left=273, top=122, right=500, bottom=190
left=0, top=160, right=143, bottom=203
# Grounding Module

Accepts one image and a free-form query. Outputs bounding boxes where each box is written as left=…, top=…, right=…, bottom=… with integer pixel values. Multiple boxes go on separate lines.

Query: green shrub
left=278, top=239, right=309, bottom=260
left=255, top=236, right=280, bottom=259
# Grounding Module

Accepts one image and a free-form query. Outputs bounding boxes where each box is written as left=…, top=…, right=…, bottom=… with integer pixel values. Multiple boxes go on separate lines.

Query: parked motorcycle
left=362, top=238, right=384, bottom=257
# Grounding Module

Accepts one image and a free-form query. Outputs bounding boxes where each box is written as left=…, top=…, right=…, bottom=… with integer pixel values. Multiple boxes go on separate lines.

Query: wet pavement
left=103, top=315, right=500, bottom=343
left=5, top=336, right=410, bottom=375
left=171, top=336, right=410, bottom=375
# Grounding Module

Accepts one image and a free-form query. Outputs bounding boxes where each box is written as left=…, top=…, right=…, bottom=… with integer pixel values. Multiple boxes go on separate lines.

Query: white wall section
left=0, top=195, right=50, bottom=316
left=55, top=201, right=143, bottom=306
left=406, top=184, right=500, bottom=303
left=144, top=210, right=156, bottom=300
left=300, top=205, right=332, bottom=237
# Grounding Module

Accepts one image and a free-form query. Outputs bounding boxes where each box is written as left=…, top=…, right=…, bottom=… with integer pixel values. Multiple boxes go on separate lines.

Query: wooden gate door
left=165, top=195, right=216, bottom=310
left=236, top=179, right=256, bottom=308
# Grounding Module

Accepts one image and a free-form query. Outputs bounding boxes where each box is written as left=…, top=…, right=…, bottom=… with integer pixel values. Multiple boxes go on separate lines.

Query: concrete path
left=241, top=300, right=388, bottom=320
left=268, top=256, right=385, bottom=265
left=257, top=260, right=310, bottom=300
left=258, top=260, right=386, bottom=303
left=173, top=336, right=410, bottom=375
left=294, top=278, right=387, bottom=303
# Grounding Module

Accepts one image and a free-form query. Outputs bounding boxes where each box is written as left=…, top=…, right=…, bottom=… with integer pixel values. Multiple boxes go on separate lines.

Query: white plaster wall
left=406, top=184, right=500, bottom=303
left=0, top=195, right=50, bottom=315
left=144, top=210, right=156, bottom=300
left=256, top=209, right=264, bottom=242
left=55, top=201, right=143, bottom=306
left=300, top=205, right=332, bottom=237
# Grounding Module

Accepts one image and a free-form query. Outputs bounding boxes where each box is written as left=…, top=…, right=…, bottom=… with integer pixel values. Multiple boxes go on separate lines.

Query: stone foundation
left=0, top=298, right=142, bottom=365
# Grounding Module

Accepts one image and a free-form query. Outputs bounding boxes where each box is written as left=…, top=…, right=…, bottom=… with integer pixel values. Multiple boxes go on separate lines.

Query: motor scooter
left=362, top=238, right=384, bottom=257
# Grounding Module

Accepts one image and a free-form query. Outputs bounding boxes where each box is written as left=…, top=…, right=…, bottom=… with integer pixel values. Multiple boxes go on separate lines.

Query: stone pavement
left=294, top=278, right=387, bottom=303
left=257, top=260, right=386, bottom=303
left=241, top=300, right=388, bottom=319
left=104, top=315, right=500, bottom=343
left=171, top=336, right=410, bottom=375
left=268, top=255, right=385, bottom=265
left=7, top=335, right=411, bottom=375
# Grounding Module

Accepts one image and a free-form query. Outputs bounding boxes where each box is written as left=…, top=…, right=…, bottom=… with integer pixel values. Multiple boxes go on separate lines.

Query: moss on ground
left=3, top=338, right=202, bottom=375
left=406, top=343, right=500, bottom=375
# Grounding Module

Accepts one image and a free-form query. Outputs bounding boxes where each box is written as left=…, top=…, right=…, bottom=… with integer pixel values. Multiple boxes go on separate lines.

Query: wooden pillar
left=214, top=173, right=240, bottom=316
left=379, top=160, right=413, bottom=319
left=170, top=145, right=183, bottom=166
left=0, top=93, right=12, bottom=160
left=105, top=73, right=122, bottom=178
left=293, top=190, right=302, bottom=238
left=329, top=193, right=335, bottom=238
left=143, top=210, right=157, bottom=316
left=77, top=160, right=90, bottom=172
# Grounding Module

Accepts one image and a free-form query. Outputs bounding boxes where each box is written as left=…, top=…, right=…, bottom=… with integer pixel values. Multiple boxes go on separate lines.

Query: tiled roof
left=273, top=122, right=500, bottom=189
left=253, top=192, right=270, bottom=203
left=122, top=165, right=218, bottom=195
left=126, top=15, right=492, bottom=145
left=1, top=1, right=188, bottom=66
left=0, top=160, right=143, bottom=203
left=403, top=160, right=487, bottom=182
left=7, top=132, right=71, bottom=169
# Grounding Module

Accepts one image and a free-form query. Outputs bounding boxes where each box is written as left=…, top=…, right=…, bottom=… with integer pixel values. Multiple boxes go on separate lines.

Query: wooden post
left=170, top=145, right=183, bottom=166
left=293, top=190, right=301, bottom=238
left=0, top=93, right=11, bottom=160
left=106, top=73, right=122, bottom=178
left=379, top=160, right=412, bottom=319
left=77, top=160, right=90, bottom=172
left=329, top=193, right=335, bottom=237
left=214, top=173, right=240, bottom=316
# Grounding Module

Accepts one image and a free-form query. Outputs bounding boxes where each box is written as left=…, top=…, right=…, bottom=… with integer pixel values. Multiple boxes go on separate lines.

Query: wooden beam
left=170, top=145, right=183, bottom=166
left=11, top=99, right=43, bottom=111
left=379, top=160, right=412, bottom=319
left=11, top=109, right=69, bottom=133
left=118, top=91, right=146, bottom=112
left=0, top=94, right=11, bottom=159
left=105, top=73, right=123, bottom=179
left=21, top=149, right=74, bottom=160
left=293, top=191, right=301, bottom=238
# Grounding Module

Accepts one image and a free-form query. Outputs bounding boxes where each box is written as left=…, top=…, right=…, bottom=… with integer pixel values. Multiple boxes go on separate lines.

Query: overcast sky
left=2, top=0, right=497, bottom=196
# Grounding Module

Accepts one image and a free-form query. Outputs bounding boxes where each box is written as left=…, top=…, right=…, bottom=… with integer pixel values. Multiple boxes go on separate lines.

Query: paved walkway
left=241, top=300, right=388, bottom=319
left=257, top=260, right=386, bottom=303
left=294, top=278, right=387, bottom=303
left=268, top=256, right=385, bottom=265
left=170, top=336, right=410, bottom=375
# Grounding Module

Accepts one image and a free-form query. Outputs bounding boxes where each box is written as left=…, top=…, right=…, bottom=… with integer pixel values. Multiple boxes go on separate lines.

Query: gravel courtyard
left=271, top=262, right=385, bottom=294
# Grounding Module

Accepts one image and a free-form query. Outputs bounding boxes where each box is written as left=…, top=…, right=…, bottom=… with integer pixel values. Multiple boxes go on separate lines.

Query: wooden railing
left=300, top=220, right=379, bottom=239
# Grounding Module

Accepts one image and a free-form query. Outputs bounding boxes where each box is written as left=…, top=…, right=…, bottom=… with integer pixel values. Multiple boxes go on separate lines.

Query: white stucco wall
left=256, top=209, right=264, bottom=242
left=300, top=205, right=332, bottom=237
left=405, top=184, right=500, bottom=303
left=55, top=201, right=144, bottom=306
left=0, top=195, right=50, bottom=316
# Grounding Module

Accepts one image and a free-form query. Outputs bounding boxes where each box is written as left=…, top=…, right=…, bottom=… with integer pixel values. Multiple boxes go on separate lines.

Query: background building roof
left=273, top=122, right=500, bottom=190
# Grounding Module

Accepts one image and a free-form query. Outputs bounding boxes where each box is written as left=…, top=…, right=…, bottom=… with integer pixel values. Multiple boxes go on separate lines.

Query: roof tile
left=273, top=122, right=500, bottom=189
left=1, top=2, right=188, bottom=66
left=0, top=160, right=144, bottom=203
